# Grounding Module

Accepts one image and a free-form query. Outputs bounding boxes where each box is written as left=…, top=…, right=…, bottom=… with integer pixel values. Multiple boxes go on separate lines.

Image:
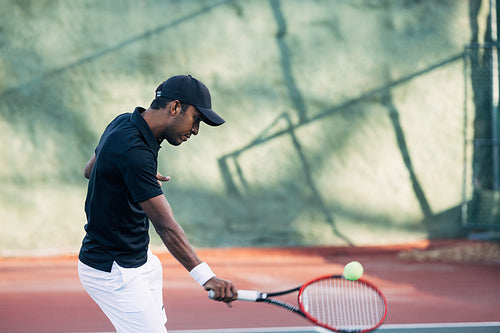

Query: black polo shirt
left=79, top=107, right=163, bottom=272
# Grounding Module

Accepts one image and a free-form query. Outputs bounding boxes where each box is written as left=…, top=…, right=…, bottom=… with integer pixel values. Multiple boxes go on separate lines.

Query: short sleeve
left=118, top=148, right=163, bottom=202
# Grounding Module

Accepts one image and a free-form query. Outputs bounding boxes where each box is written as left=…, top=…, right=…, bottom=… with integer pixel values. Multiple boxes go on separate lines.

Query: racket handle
left=236, top=290, right=261, bottom=301
left=208, top=289, right=261, bottom=301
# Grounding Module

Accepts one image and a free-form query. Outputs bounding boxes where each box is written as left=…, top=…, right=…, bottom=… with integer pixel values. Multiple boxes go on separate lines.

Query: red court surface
left=1, top=240, right=499, bottom=333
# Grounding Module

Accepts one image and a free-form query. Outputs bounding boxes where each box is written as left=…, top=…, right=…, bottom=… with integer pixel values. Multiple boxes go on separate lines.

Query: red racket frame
left=297, top=275, right=388, bottom=333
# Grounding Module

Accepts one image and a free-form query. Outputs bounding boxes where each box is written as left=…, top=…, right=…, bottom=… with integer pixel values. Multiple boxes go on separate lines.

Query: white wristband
left=189, top=262, right=215, bottom=286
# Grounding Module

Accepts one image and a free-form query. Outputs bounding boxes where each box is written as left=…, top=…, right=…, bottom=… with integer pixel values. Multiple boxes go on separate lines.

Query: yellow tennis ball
left=343, top=261, right=364, bottom=281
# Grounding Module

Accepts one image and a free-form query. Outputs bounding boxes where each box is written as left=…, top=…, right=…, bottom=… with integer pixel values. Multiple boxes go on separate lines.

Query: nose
left=191, top=122, right=199, bottom=135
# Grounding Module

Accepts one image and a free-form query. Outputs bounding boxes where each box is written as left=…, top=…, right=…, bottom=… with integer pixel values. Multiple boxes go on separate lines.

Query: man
left=78, top=75, right=237, bottom=333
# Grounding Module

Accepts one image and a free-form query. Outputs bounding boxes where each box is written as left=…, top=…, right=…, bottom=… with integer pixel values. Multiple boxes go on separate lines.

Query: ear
left=170, top=100, right=182, bottom=116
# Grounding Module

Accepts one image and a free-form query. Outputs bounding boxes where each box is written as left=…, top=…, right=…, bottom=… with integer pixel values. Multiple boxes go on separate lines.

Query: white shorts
left=78, top=250, right=167, bottom=333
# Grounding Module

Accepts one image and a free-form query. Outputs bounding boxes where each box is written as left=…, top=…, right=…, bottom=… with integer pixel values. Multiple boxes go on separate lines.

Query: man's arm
left=84, top=153, right=96, bottom=179
left=86, top=151, right=171, bottom=184
left=140, top=194, right=237, bottom=303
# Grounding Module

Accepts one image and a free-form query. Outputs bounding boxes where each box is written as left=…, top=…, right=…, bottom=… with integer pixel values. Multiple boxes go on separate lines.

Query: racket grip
left=236, top=290, right=260, bottom=301
left=208, top=289, right=260, bottom=301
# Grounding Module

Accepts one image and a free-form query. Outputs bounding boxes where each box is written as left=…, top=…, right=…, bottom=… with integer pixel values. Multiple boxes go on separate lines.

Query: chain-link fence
left=462, top=43, right=500, bottom=229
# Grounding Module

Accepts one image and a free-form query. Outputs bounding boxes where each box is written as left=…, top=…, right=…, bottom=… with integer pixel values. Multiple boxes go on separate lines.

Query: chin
left=165, top=138, right=182, bottom=146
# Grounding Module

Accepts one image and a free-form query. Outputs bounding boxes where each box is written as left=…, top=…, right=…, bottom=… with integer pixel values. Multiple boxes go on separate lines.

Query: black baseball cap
left=155, top=75, right=225, bottom=126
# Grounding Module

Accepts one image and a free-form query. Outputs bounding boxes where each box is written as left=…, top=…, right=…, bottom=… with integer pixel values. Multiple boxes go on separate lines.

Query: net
left=300, top=277, right=386, bottom=332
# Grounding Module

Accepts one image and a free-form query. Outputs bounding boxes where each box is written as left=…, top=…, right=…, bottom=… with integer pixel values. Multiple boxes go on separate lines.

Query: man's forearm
left=153, top=218, right=202, bottom=272
left=141, top=195, right=206, bottom=273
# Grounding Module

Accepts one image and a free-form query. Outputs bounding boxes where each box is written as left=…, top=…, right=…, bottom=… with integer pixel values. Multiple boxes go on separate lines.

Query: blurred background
left=1, top=0, right=498, bottom=256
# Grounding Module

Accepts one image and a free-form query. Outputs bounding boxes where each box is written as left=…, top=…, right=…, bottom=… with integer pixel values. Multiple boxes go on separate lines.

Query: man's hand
left=156, top=171, right=170, bottom=185
left=204, top=277, right=238, bottom=305
left=84, top=153, right=96, bottom=179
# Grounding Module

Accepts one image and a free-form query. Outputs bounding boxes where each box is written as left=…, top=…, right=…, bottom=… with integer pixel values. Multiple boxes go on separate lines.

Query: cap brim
left=197, top=106, right=225, bottom=126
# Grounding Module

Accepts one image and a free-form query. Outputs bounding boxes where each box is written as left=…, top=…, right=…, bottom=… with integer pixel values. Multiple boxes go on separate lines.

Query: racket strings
left=301, top=278, right=386, bottom=331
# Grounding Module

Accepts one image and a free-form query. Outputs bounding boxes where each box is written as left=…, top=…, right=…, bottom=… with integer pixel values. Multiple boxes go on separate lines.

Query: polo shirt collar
left=131, top=107, right=160, bottom=151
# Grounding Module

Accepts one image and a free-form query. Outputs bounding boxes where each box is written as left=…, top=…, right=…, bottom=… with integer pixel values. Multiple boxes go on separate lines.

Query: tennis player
left=78, top=75, right=237, bottom=333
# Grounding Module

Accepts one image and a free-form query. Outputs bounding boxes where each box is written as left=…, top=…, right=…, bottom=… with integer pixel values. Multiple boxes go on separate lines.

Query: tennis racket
left=209, top=275, right=387, bottom=333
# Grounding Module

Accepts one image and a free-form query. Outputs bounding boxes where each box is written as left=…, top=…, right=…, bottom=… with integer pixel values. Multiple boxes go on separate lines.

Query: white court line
left=72, top=321, right=500, bottom=333
left=72, top=328, right=325, bottom=333
left=379, top=322, right=500, bottom=329
left=72, top=327, right=325, bottom=333
left=170, top=322, right=500, bottom=332
left=170, top=327, right=327, bottom=333
left=72, top=328, right=326, bottom=333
